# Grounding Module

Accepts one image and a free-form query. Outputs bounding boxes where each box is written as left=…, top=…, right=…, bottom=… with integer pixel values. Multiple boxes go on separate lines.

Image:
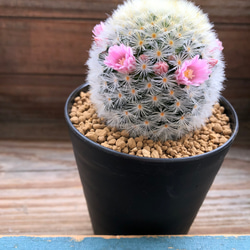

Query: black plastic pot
left=65, top=83, right=239, bottom=235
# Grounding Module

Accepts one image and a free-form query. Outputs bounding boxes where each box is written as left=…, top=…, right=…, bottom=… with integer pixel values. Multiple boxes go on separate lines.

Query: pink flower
left=139, top=54, right=148, bottom=61
left=208, top=58, right=218, bottom=69
left=92, top=22, right=104, bottom=37
left=216, top=39, right=224, bottom=51
left=210, top=39, right=224, bottom=53
left=92, top=22, right=105, bottom=45
left=175, top=55, right=211, bottom=86
left=104, top=44, right=136, bottom=74
left=94, top=37, right=102, bottom=45
left=153, top=61, right=169, bottom=75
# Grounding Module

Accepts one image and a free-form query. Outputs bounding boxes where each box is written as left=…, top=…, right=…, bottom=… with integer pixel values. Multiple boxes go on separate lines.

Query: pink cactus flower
left=208, top=58, right=218, bottom=69
left=153, top=61, right=169, bottom=75
left=104, top=44, right=136, bottom=74
left=175, top=55, right=211, bottom=86
left=168, top=55, right=175, bottom=61
left=92, top=22, right=105, bottom=37
left=92, top=22, right=105, bottom=45
left=216, top=39, right=224, bottom=51
left=94, top=37, right=103, bottom=46
left=139, top=54, right=148, bottom=61
left=210, top=39, right=224, bottom=53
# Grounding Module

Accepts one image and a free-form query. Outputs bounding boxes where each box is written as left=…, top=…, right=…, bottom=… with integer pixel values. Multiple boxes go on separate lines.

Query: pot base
left=65, top=83, right=239, bottom=235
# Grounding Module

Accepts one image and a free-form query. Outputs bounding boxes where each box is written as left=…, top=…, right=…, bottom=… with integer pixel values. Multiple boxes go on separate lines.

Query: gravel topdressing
left=69, top=91, right=232, bottom=158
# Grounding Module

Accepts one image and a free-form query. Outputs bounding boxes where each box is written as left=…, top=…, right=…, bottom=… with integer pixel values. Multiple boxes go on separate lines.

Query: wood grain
left=0, top=76, right=249, bottom=146
left=0, top=141, right=93, bottom=235
left=0, top=0, right=122, bottom=20
left=0, top=0, right=249, bottom=24
left=0, top=75, right=82, bottom=121
left=0, top=141, right=249, bottom=235
left=0, top=19, right=249, bottom=78
left=1, top=76, right=249, bottom=121
left=0, top=18, right=93, bottom=75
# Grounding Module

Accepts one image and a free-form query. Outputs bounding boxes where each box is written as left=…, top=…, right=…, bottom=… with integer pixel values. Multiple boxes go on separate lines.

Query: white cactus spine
left=87, top=0, right=225, bottom=141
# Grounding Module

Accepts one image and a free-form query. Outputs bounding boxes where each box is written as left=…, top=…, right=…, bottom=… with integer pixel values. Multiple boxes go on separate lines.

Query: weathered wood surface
left=0, top=0, right=249, bottom=24
left=0, top=141, right=249, bottom=235
left=1, top=19, right=249, bottom=77
left=1, top=236, right=250, bottom=250
left=0, top=0, right=249, bottom=145
left=0, top=76, right=249, bottom=146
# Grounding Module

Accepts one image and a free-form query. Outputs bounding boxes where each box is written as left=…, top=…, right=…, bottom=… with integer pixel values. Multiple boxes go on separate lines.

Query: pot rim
left=65, top=83, right=239, bottom=163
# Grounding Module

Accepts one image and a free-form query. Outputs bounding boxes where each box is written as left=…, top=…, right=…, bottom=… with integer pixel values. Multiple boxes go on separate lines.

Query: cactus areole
left=87, top=0, right=225, bottom=141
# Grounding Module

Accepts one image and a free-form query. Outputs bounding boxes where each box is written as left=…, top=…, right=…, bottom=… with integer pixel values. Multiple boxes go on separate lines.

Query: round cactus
left=87, top=0, right=225, bottom=141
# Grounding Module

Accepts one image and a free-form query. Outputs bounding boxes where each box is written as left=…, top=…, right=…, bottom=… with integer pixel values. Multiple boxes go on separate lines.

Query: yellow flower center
left=139, top=40, right=144, bottom=46
left=119, top=57, right=126, bottom=65
left=152, top=33, right=157, bottom=39
left=162, top=77, right=167, bottom=83
left=184, top=69, right=195, bottom=80
left=131, top=89, right=136, bottom=94
left=153, top=96, right=158, bottom=101
left=147, top=82, right=152, bottom=88
left=142, top=64, right=147, bottom=70
left=157, top=50, right=162, bottom=57
left=169, top=40, right=174, bottom=46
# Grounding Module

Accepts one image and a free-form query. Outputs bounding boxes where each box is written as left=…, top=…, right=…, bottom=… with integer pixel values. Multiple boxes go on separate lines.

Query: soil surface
left=69, top=91, right=232, bottom=158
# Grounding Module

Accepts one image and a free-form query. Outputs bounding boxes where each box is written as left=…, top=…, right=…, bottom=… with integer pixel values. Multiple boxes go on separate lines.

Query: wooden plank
left=0, top=141, right=249, bottom=235
left=0, top=235, right=250, bottom=250
left=0, top=141, right=76, bottom=172
left=0, top=119, right=248, bottom=147
left=223, top=78, right=250, bottom=124
left=216, top=24, right=250, bottom=79
left=0, top=0, right=249, bottom=24
left=0, top=18, right=93, bottom=75
left=0, top=18, right=249, bottom=78
left=0, top=75, right=82, bottom=121
left=0, top=0, right=123, bottom=20
left=1, top=76, right=248, bottom=122
left=232, top=120, right=250, bottom=148
left=0, top=76, right=249, bottom=146
left=0, top=120, right=70, bottom=141
left=0, top=75, right=82, bottom=141
left=195, top=0, right=250, bottom=24
left=0, top=141, right=93, bottom=235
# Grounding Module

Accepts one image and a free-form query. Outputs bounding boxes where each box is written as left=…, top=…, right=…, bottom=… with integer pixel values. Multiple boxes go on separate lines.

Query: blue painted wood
left=0, top=236, right=249, bottom=250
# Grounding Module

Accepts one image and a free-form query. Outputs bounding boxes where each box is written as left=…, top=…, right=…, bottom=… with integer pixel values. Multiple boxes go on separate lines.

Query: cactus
left=87, top=0, right=225, bottom=141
